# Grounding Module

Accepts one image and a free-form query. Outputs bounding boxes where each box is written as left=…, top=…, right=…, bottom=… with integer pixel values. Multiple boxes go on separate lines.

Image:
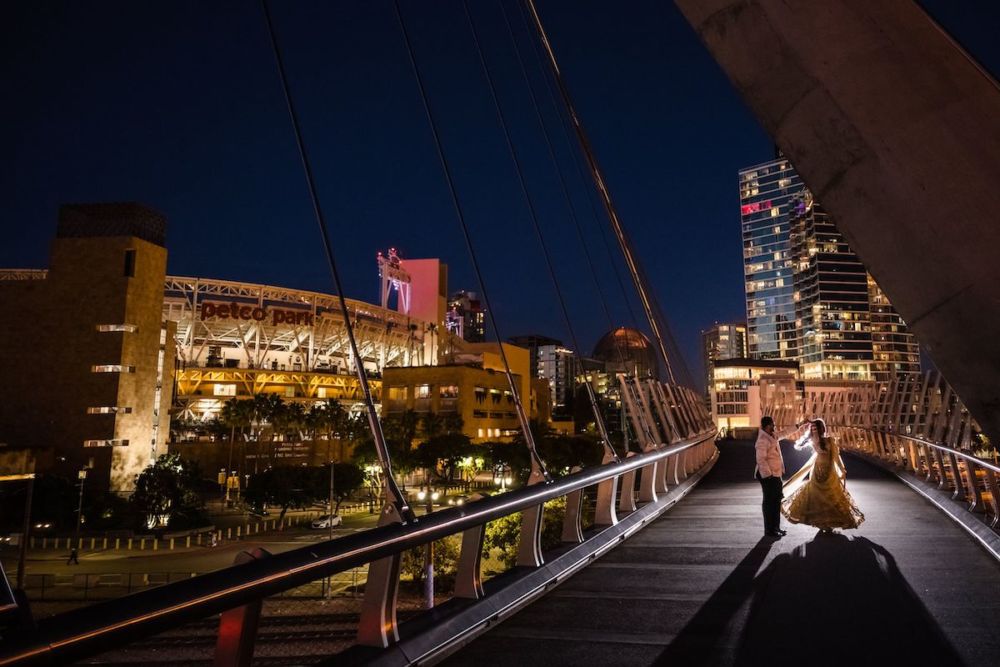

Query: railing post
left=618, top=452, right=638, bottom=514
left=667, top=452, right=681, bottom=486
left=517, top=463, right=548, bottom=567
left=562, top=468, right=585, bottom=544
left=594, top=451, right=619, bottom=527
left=984, top=470, right=1000, bottom=527
left=638, top=460, right=658, bottom=503
left=454, top=518, right=486, bottom=599
left=357, top=503, right=405, bottom=647
left=962, top=458, right=981, bottom=512
left=948, top=452, right=967, bottom=502
left=654, top=452, right=669, bottom=495
left=932, top=448, right=949, bottom=490
left=214, top=547, right=270, bottom=667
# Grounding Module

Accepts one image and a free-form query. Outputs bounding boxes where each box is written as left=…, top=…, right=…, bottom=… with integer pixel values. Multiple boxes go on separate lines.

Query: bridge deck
left=446, top=439, right=1000, bottom=666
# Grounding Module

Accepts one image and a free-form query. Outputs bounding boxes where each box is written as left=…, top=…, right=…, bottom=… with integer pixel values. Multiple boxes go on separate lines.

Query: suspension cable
left=260, top=0, right=414, bottom=522
left=393, top=0, right=550, bottom=482
left=490, top=0, right=619, bottom=460
left=512, top=0, right=643, bottom=353
left=522, top=0, right=677, bottom=384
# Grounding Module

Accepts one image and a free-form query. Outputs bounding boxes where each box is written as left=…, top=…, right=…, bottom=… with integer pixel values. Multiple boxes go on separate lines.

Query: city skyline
left=3, top=1, right=996, bottom=386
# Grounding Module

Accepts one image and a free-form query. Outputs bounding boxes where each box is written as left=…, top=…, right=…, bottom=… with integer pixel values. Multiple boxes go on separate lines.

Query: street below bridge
left=447, top=438, right=1000, bottom=666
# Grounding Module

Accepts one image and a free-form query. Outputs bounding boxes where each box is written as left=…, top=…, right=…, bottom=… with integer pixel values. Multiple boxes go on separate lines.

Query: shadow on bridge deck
left=445, top=439, right=1000, bottom=666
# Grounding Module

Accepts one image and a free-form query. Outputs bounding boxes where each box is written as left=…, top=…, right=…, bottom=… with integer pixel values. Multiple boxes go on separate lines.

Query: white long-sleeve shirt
left=754, top=428, right=784, bottom=478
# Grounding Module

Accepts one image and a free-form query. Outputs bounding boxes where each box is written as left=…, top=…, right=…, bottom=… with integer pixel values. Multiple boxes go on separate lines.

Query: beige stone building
left=0, top=203, right=173, bottom=492
left=383, top=342, right=551, bottom=442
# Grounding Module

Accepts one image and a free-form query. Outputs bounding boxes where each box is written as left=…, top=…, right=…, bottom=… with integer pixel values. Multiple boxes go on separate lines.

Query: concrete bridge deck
left=445, top=439, right=1000, bottom=666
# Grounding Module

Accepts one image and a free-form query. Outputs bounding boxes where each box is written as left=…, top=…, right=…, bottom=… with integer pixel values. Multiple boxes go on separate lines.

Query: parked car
left=310, top=514, right=343, bottom=530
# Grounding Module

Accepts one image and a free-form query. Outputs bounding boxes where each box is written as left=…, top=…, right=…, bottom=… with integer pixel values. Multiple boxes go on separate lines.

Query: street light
left=75, top=468, right=88, bottom=548
left=419, top=486, right=440, bottom=609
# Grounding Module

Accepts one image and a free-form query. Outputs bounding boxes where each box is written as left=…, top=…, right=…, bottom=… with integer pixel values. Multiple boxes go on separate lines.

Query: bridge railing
left=0, top=430, right=717, bottom=666
left=836, top=426, right=1000, bottom=528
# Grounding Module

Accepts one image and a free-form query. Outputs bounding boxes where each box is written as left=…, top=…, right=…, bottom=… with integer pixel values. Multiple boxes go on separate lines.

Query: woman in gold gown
left=781, top=419, right=864, bottom=531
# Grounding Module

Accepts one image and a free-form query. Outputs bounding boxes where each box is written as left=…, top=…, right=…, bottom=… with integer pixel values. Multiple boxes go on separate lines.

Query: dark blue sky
left=4, top=1, right=998, bottom=386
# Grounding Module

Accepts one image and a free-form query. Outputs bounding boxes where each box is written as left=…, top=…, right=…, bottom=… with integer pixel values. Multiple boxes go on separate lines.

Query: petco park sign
left=200, top=301, right=314, bottom=326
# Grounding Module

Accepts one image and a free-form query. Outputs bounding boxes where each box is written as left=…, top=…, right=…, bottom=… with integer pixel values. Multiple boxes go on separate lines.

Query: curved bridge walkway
left=446, top=439, right=1000, bottom=666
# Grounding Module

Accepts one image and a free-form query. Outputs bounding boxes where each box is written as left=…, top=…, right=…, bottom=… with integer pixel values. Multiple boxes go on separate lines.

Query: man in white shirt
left=754, top=416, right=786, bottom=537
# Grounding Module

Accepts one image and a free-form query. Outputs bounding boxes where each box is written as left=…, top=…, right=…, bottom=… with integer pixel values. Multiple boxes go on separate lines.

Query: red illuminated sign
left=741, top=200, right=773, bottom=216
left=200, top=302, right=314, bottom=326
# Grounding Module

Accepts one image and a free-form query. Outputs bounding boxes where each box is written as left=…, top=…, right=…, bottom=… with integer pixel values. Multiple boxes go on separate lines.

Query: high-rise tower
left=739, top=158, right=801, bottom=360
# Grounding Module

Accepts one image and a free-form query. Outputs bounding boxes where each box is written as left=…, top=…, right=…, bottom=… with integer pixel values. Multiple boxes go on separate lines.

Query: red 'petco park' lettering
left=200, top=302, right=314, bottom=326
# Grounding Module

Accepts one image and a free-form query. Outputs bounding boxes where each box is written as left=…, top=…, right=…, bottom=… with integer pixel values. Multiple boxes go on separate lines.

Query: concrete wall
left=674, top=0, right=1000, bottom=443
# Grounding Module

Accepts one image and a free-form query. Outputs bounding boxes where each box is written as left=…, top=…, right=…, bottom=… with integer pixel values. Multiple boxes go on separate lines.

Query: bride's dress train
left=782, top=434, right=864, bottom=530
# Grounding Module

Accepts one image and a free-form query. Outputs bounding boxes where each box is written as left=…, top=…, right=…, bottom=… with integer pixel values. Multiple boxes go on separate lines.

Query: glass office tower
left=739, top=158, right=801, bottom=360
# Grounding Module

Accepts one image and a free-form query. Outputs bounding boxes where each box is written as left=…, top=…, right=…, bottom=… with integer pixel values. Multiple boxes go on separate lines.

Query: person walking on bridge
left=754, top=416, right=786, bottom=538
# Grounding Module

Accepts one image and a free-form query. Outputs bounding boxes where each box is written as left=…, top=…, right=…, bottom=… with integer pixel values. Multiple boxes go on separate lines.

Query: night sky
left=4, top=1, right=999, bottom=388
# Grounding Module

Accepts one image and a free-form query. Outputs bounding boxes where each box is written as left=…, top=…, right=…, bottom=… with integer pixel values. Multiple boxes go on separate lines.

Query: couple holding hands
left=754, top=416, right=864, bottom=537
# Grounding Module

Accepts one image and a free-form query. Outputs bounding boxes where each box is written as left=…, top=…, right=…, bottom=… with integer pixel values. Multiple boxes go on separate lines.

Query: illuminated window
left=96, top=324, right=138, bottom=333
left=439, top=385, right=459, bottom=398
left=415, top=384, right=431, bottom=399
left=477, top=428, right=484, bottom=438
left=91, top=365, right=135, bottom=373
left=84, top=439, right=129, bottom=448
left=214, top=384, right=237, bottom=397
left=387, top=386, right=407, bottom=401
left=86, top=406, right=133, bottom=414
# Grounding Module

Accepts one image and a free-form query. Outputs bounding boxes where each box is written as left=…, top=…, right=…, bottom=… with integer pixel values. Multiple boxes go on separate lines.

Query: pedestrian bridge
left=443, top=439, right=1000, bottom=666
left=3, top=396, right=1000, bottom=666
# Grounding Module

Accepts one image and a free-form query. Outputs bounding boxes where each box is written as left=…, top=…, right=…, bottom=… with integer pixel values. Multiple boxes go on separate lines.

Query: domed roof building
left=592, top=327, right=659, bottom=380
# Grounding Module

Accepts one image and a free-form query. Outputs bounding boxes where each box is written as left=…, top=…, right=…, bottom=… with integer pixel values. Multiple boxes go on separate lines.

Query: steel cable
left=392, top=0, right=550, bottom=481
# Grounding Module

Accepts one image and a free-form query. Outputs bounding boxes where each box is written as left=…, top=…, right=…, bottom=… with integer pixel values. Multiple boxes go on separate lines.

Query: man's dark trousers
left=756, top=473, right=783, bottom=532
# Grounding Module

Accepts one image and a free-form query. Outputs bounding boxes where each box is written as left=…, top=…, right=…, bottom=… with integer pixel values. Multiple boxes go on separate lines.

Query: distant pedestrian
left=210, top=533, right=218, bottom=548
left=67, top=546, right=79, bottom=565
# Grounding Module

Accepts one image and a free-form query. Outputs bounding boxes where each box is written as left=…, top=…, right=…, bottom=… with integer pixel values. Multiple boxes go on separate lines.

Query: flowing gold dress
left=781, top=436, right=864, bottom=530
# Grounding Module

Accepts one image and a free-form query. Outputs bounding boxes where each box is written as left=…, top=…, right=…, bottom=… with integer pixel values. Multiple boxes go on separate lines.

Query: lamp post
left=75, top=468, right=88, bottom=548
left=416, top=487, right=440, bottom=609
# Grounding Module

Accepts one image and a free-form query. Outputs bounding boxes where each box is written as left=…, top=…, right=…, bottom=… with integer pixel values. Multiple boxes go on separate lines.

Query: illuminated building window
left=91, top=365, right=135, bottom=373
left=214, top=384, right=237, bottom=397
left=84, top=439, right=129, bottom=448
left=86, top=407, right=133, bottom=414
left=477, top=428, right=484, bottom=438
left=415, top=384, right=431, bottom=399
left=439, top=385, right=459, bottom=398
left=96, top=324, right=138, bottom=333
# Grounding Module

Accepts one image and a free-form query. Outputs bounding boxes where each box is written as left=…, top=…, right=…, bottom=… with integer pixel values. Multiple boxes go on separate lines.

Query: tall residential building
left=739, top=156, right=920, bottom=382
left=445, top=290, right=485, bottom=343
left=868, top=276, right=921, bottom=383
left=507, top=334, right=563, bottom=378
left=789, top=192, right=874, bottom=380
left=701, top=323, right=747, bottom=394
left=739, top=158, right=802, bottom=360
left=537, top=343, right=577, bottom=418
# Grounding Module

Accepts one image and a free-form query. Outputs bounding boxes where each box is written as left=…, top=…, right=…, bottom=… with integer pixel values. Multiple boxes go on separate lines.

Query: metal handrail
left=853, top=426, right=1000, bottom=474
left=0, top=430, right=716, bottom=666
